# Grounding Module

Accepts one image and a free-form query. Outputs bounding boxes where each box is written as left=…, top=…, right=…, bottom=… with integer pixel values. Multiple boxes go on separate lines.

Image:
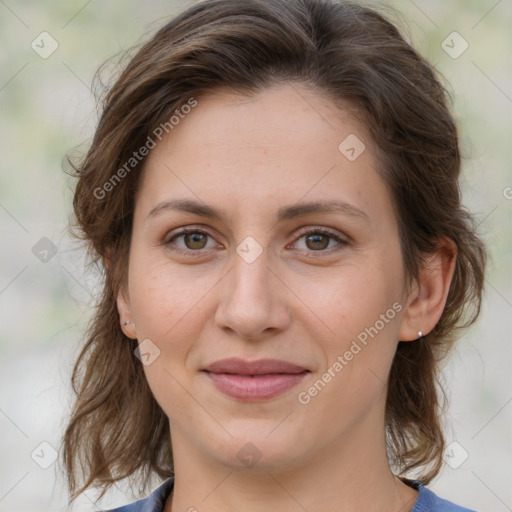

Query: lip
left=203, top=358, right=308, bottom=375
left=202, top=358, right=310, bottom=401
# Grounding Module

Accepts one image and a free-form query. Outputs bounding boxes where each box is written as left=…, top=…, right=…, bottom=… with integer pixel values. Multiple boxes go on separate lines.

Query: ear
left=116, top=285, right=138, bottom=339
left=398, top=238, right=457, bottom=341
left=104, top=251, right=138, bottom=340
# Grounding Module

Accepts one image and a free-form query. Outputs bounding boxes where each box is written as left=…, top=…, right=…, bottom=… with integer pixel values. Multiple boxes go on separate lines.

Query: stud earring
left=418, top=330, right=423, bottom=339
left=122, top=321, right=130, bottom=326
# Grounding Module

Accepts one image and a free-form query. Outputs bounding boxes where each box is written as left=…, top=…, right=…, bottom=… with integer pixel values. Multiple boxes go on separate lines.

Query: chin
left=206, top=429, right=307, bottom=472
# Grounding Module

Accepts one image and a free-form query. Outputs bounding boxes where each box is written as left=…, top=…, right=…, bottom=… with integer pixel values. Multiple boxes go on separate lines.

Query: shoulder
left=412, top=482, right=478, bottom=512
left=102, top=478, right=174, bottom=512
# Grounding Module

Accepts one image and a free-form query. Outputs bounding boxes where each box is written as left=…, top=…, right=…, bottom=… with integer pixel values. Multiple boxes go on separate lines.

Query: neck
left=165, top=404, right=418, bottom=512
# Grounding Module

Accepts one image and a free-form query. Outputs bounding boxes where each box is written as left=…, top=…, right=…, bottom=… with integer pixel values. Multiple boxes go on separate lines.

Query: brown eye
left=164, top=228, right=217, bottom=255
left=183, top=232, right=208, bottom=250
left=292, top=228, right=348, bottom=254
left=305, top=233, right=330, bottom=251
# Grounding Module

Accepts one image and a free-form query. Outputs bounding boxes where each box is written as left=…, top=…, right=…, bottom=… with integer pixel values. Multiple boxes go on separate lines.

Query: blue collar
left=106, top=476, right=476, bottom=511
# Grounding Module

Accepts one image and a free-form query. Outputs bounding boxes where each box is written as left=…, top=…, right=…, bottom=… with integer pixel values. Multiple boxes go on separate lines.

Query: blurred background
left=0, top=0, right=510, bottom=510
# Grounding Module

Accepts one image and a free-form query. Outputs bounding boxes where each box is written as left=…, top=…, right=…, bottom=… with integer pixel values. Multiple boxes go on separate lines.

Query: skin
left=117, top=82, right=456, bottom=512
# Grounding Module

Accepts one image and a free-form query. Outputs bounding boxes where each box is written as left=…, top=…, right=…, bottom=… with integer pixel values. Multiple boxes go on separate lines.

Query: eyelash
left=163, top=226, right=348, bottom=257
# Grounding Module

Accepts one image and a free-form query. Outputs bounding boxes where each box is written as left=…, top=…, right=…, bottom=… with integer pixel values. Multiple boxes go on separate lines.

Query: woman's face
left=118, top=83, right=414, bottom=472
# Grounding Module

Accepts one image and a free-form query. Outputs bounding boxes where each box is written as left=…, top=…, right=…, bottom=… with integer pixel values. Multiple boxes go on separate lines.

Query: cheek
left=127, top=256, right=212, bottom=418
left=295, top=260, right=402, bottom=348
left=128, top=252, right=214, bottom=341
left=299, top=255, right=404, bottom=407
left=294, top=271, right=402, bottom=430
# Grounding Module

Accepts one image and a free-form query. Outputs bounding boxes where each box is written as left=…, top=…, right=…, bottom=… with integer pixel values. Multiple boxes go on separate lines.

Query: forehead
left=164, top=83, right=366, bottom=154
left=135, top=82, right=394, bottom=229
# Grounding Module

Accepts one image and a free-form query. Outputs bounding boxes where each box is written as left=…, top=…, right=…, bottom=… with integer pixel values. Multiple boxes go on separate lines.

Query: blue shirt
left=105, top=477, right=477, bottom=511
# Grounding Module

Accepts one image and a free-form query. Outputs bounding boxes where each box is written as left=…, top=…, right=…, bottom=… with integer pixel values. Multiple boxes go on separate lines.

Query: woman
left=62, top=0, right=486, bottom=510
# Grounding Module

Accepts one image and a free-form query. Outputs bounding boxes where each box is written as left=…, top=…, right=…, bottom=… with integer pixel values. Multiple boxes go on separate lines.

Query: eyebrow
left=146, top=198, right=370, bottom=223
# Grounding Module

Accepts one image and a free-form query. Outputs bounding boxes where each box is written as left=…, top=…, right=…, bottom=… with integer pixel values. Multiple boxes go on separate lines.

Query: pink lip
left=202, top=358, right=310, bottom=401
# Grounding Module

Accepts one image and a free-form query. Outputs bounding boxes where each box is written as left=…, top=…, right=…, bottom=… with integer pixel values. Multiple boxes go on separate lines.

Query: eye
left=163, top=227, right=219, bottom=255
left=163, top=226, right=348, bottom=257
left=291, top=228, right=348, bottom=253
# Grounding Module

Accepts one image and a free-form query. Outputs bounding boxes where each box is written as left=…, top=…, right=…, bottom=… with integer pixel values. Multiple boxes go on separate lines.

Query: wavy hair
left=62, top=0, right=486, bottom=501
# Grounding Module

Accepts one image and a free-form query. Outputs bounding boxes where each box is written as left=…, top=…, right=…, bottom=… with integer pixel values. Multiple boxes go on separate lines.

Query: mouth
left=201, top=358, right=310, bottom=401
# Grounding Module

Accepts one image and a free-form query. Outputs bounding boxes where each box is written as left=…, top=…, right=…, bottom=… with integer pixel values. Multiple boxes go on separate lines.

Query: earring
left=418, top=330, right=423, bottom=339
left=122, top=321, right=130, bottom=326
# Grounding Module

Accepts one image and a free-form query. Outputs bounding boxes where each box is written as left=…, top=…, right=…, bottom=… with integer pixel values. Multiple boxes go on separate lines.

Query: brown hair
left=62, top=0, right=486, bottom=501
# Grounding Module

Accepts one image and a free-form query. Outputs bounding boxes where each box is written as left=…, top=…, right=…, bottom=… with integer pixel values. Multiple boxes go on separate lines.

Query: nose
left=214, top=251, right=292, bottom=340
